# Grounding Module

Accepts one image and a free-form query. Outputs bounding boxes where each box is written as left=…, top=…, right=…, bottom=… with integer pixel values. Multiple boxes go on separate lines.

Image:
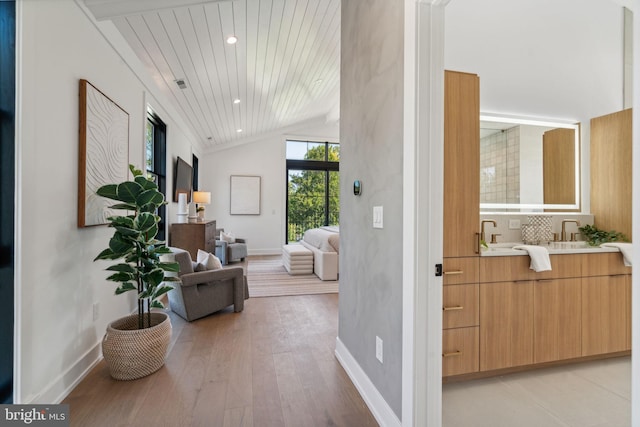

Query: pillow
left=220, top=231, right=236, bottom=243
left=196, top=249, right=223, bottom=270
left=193, top=262, right=206, bottom=272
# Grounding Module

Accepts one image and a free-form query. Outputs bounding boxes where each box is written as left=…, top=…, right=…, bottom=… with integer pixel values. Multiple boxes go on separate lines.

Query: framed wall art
left=230, top=175, right=261, bottom=215
left=78, top=79, right=129, bottom=227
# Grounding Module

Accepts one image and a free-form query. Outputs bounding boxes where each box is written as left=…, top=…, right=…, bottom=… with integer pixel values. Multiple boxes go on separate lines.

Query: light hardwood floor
left=63, top=294, right=378, bottom=427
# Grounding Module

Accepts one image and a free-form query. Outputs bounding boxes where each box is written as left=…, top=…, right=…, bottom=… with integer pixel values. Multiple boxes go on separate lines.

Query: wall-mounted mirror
left=479, top=114, right=580, bottom=212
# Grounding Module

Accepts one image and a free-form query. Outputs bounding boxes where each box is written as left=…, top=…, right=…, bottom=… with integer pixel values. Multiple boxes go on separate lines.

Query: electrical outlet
left=376, top=336, right=383, bottom=363
left=93, top=303, right=99, bottom=321
left=509, top=219, right=521, bottom=230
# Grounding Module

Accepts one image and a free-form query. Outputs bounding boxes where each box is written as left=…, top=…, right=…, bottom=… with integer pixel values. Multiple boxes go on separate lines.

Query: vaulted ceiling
left=84, top=0, right=341, bottom=150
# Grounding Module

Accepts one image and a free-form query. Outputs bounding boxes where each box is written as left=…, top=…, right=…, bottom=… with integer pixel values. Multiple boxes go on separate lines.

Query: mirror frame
left=479, top=114, right=581, bottom=211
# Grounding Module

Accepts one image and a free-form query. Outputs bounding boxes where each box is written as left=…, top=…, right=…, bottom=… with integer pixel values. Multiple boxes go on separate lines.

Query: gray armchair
left=215, top=228, right=248, bottom=265
left=166, top=247, right=249, bottom=321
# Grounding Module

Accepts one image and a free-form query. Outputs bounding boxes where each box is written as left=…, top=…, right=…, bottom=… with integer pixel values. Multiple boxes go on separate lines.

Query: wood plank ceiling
left=85, top=0, right=341, bottom=150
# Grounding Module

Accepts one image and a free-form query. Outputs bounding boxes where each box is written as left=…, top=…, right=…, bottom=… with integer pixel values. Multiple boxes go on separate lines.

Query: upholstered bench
left=282, top=244, right=313, bottom=275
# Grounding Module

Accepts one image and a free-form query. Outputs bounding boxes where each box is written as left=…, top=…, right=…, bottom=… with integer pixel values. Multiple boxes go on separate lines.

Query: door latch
left=435, top=263, right=443, bottom=277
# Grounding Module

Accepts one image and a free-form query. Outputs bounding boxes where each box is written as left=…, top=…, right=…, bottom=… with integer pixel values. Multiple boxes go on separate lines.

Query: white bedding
left=302, top=227, right=339, bottom=253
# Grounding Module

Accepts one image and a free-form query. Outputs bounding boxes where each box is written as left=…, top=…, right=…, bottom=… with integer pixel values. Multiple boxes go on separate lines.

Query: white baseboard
left=33, top=343, right=102, bottom=404
left=335, top=337, right=402, bottom=427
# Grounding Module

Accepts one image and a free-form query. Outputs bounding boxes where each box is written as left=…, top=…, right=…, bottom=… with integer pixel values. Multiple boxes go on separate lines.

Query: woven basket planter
left=102, top=312, right=171, bottom=381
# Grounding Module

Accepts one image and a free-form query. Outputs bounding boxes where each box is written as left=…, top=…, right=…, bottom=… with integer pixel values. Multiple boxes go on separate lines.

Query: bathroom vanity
left=442, top=69, right=632, bottom=382
left=442, top=249, right=631, bottom=380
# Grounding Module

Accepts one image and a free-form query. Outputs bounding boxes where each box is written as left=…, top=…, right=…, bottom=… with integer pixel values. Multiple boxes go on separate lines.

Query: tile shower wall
left=480, top=126, right=520, bottom=203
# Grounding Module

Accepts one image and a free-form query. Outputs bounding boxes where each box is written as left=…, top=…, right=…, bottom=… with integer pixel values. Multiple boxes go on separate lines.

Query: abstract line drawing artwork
left=78, top=79, right=129, bottom=227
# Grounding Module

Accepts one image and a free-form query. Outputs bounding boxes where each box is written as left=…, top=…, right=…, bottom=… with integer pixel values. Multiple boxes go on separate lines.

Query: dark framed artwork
left=78, top=79, right=129, bottom=227
left=230, top=175, right=261, bottom=215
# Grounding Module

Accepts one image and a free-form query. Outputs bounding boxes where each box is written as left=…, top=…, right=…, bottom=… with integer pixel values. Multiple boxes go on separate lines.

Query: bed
left=300, top=226, right=339, bottom=281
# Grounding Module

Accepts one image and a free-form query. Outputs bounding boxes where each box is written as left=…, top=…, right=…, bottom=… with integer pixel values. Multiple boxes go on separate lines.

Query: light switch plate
left=509, top=219, right=521, bottom=229
left=373, top=206, right=383, bottom=228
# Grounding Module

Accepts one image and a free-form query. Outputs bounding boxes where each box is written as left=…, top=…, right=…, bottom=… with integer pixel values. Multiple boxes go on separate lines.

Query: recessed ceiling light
left=233, top=98, right=241, bottom=104
left=236, top=129, right=243, bottom=133
left=313, top=79, right=323, bottom=85
left=226, top=35, right=238, bottom=44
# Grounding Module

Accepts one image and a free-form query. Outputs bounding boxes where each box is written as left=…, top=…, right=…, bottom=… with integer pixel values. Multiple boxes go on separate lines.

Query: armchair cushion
left=196, top=249, right=223, bottom=270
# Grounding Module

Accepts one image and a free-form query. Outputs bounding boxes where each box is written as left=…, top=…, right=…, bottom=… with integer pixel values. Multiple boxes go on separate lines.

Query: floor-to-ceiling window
left=0, top=0, right=15, bottom=404
left=286, top=140, right=339, bottom=243
left=145, top=110, right=167, bottom=241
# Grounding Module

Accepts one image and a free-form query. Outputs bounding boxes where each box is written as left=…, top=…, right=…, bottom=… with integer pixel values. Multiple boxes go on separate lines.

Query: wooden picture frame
left=230, top=175, right=261, bottom=215
left=78, top=79, right=129, bottom=227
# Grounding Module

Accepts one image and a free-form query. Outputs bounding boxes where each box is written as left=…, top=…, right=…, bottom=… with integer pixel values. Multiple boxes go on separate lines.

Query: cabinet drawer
left=443, top=257, right=479, bottom=285
left=480, top=254, right=581, bottom=282
left=443, top=327, right=479, bottom=377
left=581, top=252, right=632, bottom=276
left=443, top=284, right=478, bottom=329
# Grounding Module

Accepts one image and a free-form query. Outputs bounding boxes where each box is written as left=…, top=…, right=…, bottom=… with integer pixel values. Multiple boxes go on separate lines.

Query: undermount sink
left=544, top=241, right=592, bottom=249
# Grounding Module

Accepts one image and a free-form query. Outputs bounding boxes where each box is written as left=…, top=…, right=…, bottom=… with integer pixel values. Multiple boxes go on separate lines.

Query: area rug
left=247, top=256, right=339, bottom=297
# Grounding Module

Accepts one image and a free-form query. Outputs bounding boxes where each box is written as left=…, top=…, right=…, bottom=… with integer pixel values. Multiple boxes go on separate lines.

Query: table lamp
left=193, top=191, right=211, bottom=221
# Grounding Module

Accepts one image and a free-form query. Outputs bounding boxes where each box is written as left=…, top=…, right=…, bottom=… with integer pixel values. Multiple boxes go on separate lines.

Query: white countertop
left=480, top=242, right=621, bottom=257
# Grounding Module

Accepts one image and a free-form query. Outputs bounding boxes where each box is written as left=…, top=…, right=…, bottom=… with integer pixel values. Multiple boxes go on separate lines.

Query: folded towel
left=600, top=242, right=633, bottom=266
left=513, top=245, right=552, bottom=272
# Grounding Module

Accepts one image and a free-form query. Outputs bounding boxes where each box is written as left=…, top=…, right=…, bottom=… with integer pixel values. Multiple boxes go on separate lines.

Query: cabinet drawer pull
left=442, top=350, right=462, bottom=358
left=443, top=305, right=464, bottom=311
left=536, top=279, right=553, bottom=283
left=444, top=270, right=464, bottom=276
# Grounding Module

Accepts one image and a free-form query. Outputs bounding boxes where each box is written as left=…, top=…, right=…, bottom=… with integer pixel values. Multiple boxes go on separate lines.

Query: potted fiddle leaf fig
left=94, top=164, right=180, bottom=380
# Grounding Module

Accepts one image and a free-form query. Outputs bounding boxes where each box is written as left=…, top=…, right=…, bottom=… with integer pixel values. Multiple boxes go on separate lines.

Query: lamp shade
left=193, top=191, right=211, bottom=205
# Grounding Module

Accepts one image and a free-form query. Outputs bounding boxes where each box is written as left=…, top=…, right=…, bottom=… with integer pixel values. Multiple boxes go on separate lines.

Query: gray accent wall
left=339, top=0, right=404, bottom=418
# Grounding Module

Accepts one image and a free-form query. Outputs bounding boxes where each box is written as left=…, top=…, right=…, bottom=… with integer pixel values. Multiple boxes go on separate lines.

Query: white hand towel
left=513, top=245, right=552, bottom=272
left=601, top=242, right=633, bottom=266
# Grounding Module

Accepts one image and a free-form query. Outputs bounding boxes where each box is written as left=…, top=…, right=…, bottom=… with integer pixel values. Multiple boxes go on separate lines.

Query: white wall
left=16, top=0, right=200, bottom=403
left=200, top=121, right=339, bottom=255
left=445, top=0, right=625, bottom=213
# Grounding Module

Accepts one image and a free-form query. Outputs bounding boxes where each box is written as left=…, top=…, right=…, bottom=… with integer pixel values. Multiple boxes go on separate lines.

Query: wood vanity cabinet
left=442, top=69, right=480, bottom=377
left=479, top=255, right=582, bottom=371
left=443, top=70, right=480, bottom=258
left=581, top=253, right=631, bottom=356
left=442, top=258, right=479, bottom=376
left=590, top=109, right=632, bottom=241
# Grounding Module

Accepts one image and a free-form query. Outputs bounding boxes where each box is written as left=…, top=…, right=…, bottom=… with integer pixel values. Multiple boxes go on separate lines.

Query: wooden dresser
left=169, top=220, right=217, bottom=259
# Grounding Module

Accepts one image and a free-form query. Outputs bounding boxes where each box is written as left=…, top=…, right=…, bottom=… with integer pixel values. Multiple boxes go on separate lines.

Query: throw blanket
left=601, top=242, right=633, bottom=266
left=513, top=245, right=552, bottom=272
left=302, top=227, right=340, bottom=253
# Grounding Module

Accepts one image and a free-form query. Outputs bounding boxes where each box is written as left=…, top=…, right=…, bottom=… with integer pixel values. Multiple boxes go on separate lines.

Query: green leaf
left=113, top=225, right=140, bottom=237
left=105, top=264, right=136, bottom=273
left=150, top=300, right=165, bottom=309
left=137, top=189, right=164, bottom=207
left=115, top=283, right=137, bottom=294
left=94, top=248, right=115, bottom=261
left=116, top=181, right=144, bottom=203
left=159, top=262, right=180, bottom=272
left=106, top=272, right=134, bottom=282
left=109, top=235, right=132, bottom=256
left=153, top=285, right=173, bottom=299
left=109, top=216, right=134, bottom=228
left=135, top=175, right=158, bottom=191
left=143, top=268, right=165, bottom=287
left=135, top=212, right=156, bottom=232
left=129, top=164, right=143, bottom=177
left=96, top=184, right=118, bottom=200
left=108, top=203, right=136, bottom=211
